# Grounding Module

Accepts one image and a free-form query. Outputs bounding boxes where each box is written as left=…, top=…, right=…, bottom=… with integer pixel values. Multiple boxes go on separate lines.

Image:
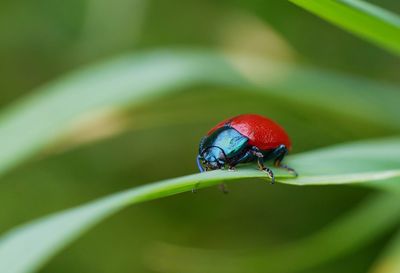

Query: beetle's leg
left=276, top=162, right=297, bottom=177
left=257, top=158, right=275, bottom=184
left=272, top=145, right=298, bottom=177
left=231, top=148, right=255, bottom=165
left=192, top=182, right=201, bottom=193
left=219, top=183, right=229, bottom=194
left=251, top=147, right=275, bottom=184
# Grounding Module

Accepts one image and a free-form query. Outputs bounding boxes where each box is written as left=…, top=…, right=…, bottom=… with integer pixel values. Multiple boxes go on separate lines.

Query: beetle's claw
left=288, top=168, right=298, bottom=177
left=261, top=167, right=275, bottom=184
left=192, top=182, right=200, bottom=193
left=279, top=164, right=298, bottom=177
left=219, top=183, right=229, bottom=194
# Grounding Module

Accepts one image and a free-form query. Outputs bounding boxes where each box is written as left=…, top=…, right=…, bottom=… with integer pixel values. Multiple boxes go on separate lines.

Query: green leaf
left=0, top=49, right=399, bottom=178
left=370, top=228, right=400, bottom=273
left=0, top=137, right=400, bottom=273
left=289, top=0, right=400, bottom=56
left=0, top=50, right=244, bottom=178
left=284, top=137, right=400, bottom=185
left=145, top=193, right=400, bottom=273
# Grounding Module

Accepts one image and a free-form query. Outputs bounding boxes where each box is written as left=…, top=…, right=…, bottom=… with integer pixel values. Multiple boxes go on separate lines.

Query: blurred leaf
left=146, top=193, right=400, bottom=273
left=0, top=49, right=399, bottom=179
left=0, top=137, right=400, bottom=273
left=369, top=228, right=400, bottom=273
left=289, top=0, right=400, bottom=56
left=0, top=50, right=244, bottom=178
left=72, top=0, right=148, bottom=59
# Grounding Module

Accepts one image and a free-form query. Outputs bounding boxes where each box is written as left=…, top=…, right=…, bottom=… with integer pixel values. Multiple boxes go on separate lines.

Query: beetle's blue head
left=197, top=146, right=226, bottom=172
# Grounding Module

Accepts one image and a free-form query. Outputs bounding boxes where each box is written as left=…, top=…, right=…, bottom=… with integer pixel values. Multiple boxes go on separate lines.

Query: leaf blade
left=0, top=137, right=400, bottom=273
left=0, top=50, right=400, bottom=179
left=370, top=228, right=400, bottom=273
left=0, top=50, right=244, bottom=177
left=145, top=193, right=400, bottom=273
left=289, top=0, right=400, bottom=56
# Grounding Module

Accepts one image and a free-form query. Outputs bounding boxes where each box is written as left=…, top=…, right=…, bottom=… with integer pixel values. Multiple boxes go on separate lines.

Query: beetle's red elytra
left=208, top=114, right=292, bottom=151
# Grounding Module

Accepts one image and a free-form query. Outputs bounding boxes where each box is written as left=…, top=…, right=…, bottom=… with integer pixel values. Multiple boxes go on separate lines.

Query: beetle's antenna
left=197, top=155, right=204, bottom=172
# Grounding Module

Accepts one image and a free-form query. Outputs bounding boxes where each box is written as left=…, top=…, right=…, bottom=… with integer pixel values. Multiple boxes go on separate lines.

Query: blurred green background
left=0, top=0, right=400, bottom=273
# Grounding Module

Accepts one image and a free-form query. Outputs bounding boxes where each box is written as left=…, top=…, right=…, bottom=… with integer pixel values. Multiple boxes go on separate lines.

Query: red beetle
left=197, top=114, right=297, bottom=184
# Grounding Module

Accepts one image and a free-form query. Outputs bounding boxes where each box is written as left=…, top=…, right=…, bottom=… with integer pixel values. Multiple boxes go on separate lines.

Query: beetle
left=197, top=114, right=297, bottom=184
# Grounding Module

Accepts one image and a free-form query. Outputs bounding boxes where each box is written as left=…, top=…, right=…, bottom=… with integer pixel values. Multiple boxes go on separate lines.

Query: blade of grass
left=0, top=170, right=273, bottom=273
left=369, top=228, right=400, bottom=273
left=0, top=137, right=400, bottom=273
left=145, top=193, right=400, bottom=273
left=285, top=137, right=400, bottom=181
left=0, top=49, right=400, bottom=178
left=0, top=50, right=245, bottom=178
left=289, top=0, right=400, bottom=56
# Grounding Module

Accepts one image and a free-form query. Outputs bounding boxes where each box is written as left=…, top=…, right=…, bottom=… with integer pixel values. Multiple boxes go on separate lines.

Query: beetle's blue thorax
left=200, top=127, right=249, bottom=165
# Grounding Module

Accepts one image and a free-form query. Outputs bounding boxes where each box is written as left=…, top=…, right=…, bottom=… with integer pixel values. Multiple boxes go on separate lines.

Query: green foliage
left=289, top=0, right=400, bottom=56
left=370, top=229, right=400, bottom=273
left=0, top=1, right=400, bottom=273
left=0, top=51, right=242, bottom=177
left=145, top=193, right=400, bottom=273
left=1, top=137, right=400, bottom=273
left=1, top=50, right=399, bottom=178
